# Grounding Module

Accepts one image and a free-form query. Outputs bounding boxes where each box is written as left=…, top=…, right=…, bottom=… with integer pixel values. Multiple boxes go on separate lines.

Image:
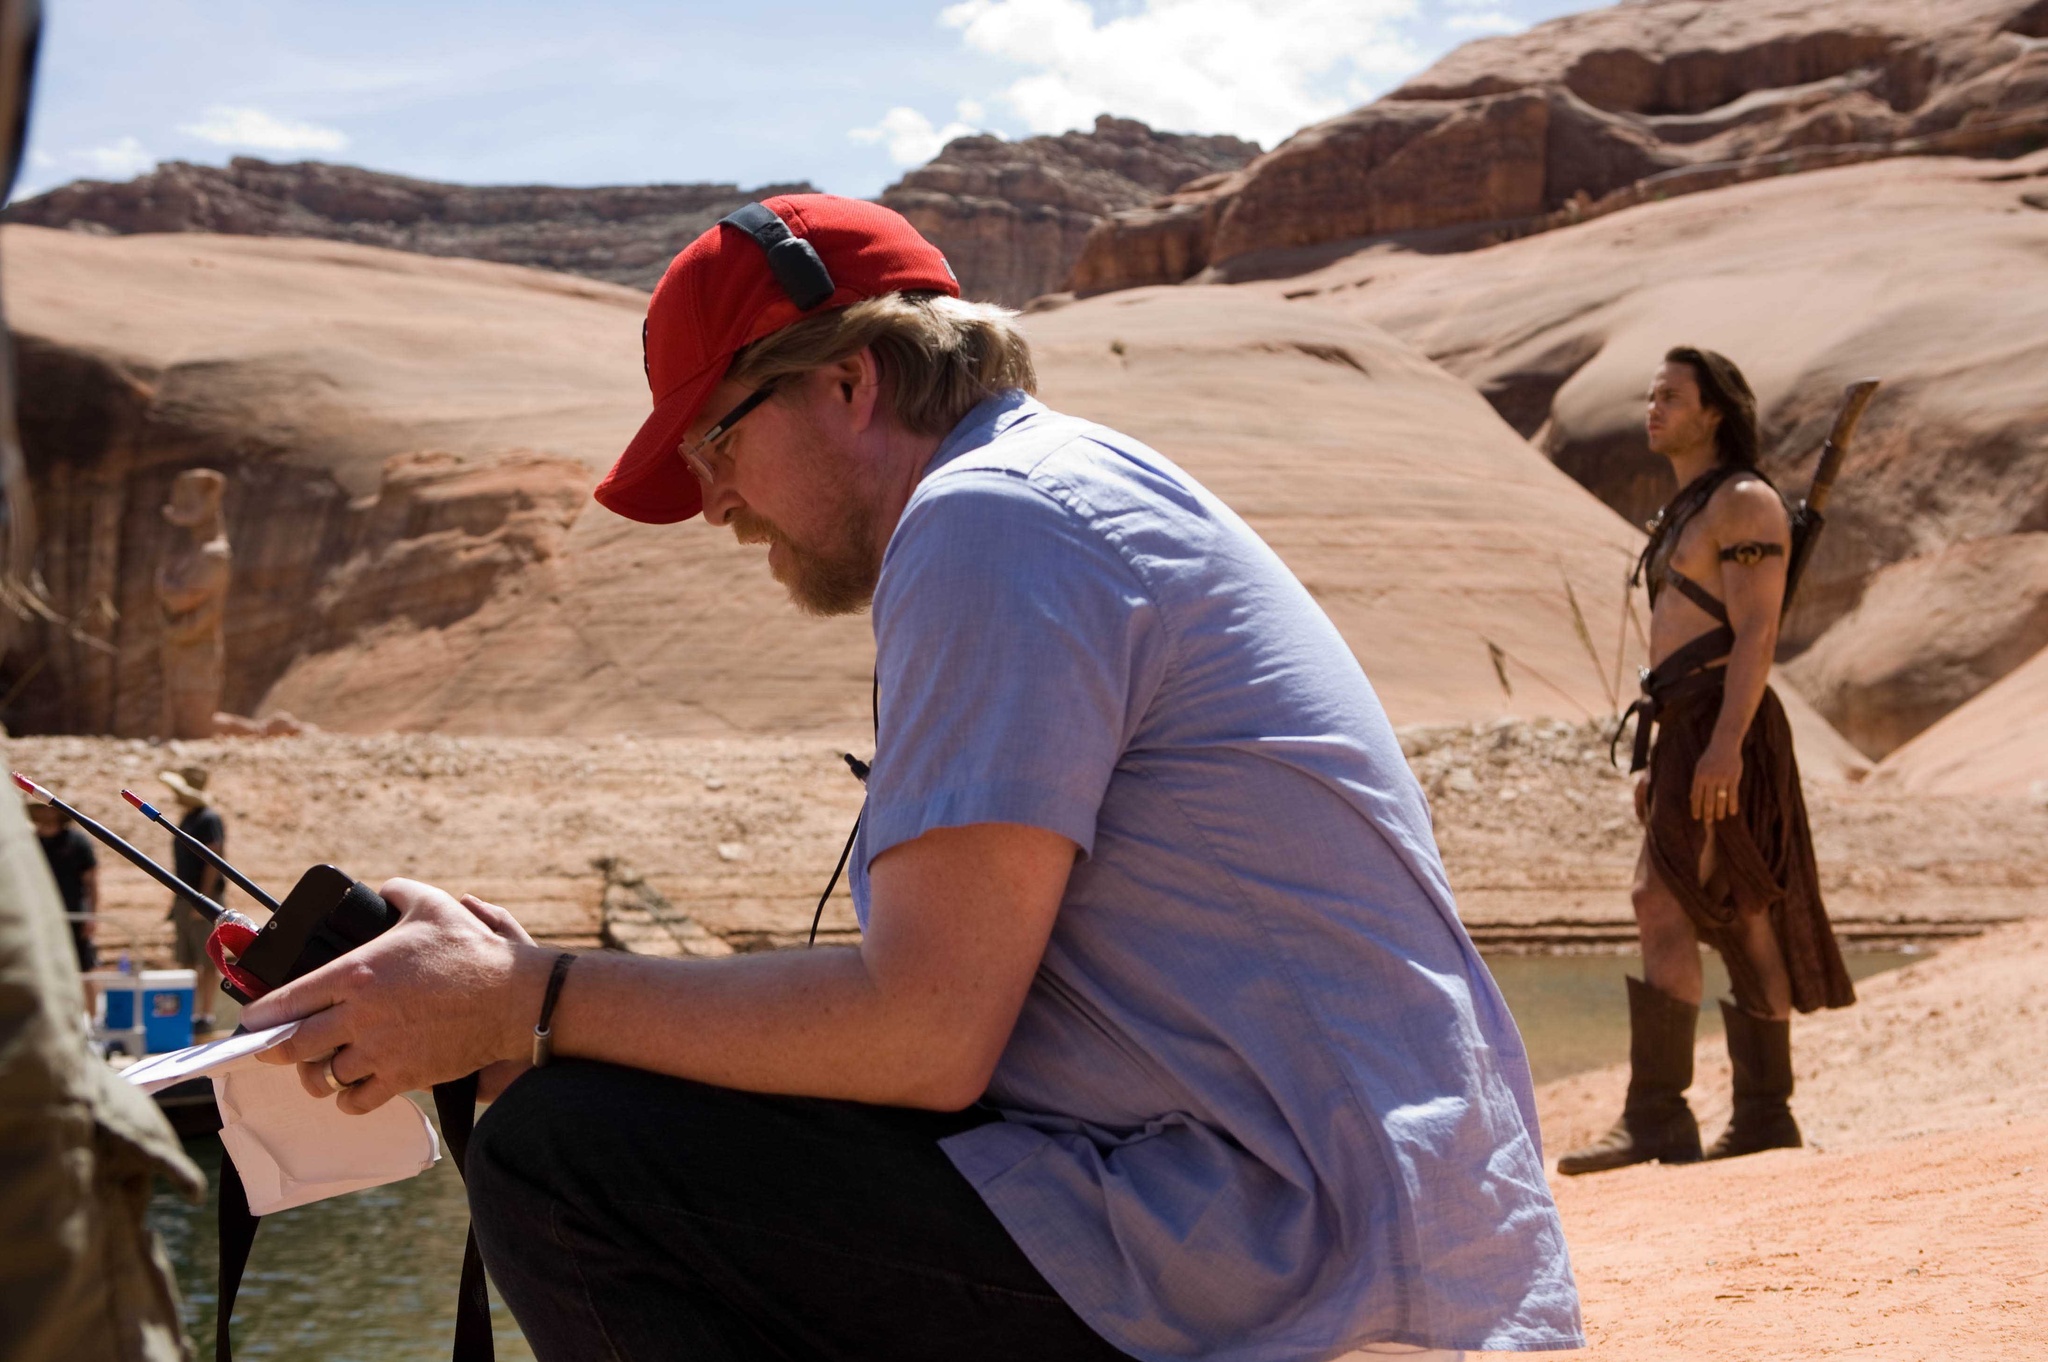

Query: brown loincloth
left=1644, top=679, right=1855, bottom=1015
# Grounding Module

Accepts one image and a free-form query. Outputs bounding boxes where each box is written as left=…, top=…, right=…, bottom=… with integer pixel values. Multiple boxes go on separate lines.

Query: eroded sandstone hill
left=3, top=224, right=1867, bottom=759
left=1249, top=149, right=2048, bottom=762
left=877, top=115, right=1258, bottom=306
left=1070, top=0, right=2048, bottom=294
left=1869, top=642, right=2048, bottom=796
left=2, top=158, right=814, bottom=291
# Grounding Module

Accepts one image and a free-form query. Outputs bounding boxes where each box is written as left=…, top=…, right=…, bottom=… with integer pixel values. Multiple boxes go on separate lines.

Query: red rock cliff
left=1070, top=0, right=2048, bottom=294
left=3, top=158, right=815, bottom=291
left=878, top=115, right=1258, bottom=306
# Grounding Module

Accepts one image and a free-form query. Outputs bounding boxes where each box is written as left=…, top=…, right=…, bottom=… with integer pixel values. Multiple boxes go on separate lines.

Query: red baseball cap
left=594, top=194, right=959, bottom=525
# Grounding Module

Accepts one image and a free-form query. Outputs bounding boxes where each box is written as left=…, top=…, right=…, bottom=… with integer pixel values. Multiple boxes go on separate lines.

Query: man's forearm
left=530, top=943, right=990, bottom=1111
left=1711, top=629, right=1775, bottom=750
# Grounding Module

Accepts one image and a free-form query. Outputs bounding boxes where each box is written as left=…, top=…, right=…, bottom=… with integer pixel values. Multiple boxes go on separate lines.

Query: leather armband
left=1718, top=541, right=1785, bottom=567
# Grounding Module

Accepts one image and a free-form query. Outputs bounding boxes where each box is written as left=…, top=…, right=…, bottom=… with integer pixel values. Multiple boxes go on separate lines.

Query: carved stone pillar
left=156, top=468, right=231, bottom=739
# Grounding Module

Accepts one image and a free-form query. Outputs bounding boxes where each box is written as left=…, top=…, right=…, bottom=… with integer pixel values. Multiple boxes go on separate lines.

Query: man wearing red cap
left=249, top=195, right=1582, bottom=1361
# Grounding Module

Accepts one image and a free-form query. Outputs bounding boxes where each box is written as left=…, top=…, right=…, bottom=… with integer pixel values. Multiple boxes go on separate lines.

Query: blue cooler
left=130, top=969, right=196, bottom=1053
left=101, top=976, right=140, bottom=1032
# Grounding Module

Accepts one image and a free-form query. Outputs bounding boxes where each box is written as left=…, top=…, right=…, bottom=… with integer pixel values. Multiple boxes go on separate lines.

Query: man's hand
left=243, top=879, right=548, bottom=1116
left=1691, top=737, right=1743, bottom=823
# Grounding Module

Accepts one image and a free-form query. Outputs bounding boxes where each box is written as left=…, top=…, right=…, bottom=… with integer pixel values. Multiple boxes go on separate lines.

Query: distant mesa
left=877, top=114, right=1260, bottom=307
left=4, top=113, right=1258, bottom=309
left=1069, top=0, right=2048, bottom=294
left=2, top=158, right=816, bottom=292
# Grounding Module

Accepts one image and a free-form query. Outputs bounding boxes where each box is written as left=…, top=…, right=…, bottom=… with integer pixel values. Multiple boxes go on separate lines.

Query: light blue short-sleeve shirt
left=849, top=393, right=1583, bottom=1361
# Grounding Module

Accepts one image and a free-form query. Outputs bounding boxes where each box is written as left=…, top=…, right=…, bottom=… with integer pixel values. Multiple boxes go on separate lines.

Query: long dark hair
left=1635, top=346, right=1769, bottom=597
left=1665, top=345, right=1759, bottom=468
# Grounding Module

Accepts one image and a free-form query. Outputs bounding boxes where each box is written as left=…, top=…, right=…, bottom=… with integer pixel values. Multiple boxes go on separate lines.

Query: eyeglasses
left=679, top=384, right=776, bottom=485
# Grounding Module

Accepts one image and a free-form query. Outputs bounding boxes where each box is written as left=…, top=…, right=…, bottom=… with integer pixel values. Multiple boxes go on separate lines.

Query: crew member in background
left=160, top=766, right=226, bottom=1033
left=1558, top=347, right=1855, bottom=1177
left=31, top=803, right=98, bottom=1013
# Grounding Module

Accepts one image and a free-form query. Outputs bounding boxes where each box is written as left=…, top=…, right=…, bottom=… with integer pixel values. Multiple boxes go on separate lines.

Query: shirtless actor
left=1559, top=347, right=1854, bottom=1176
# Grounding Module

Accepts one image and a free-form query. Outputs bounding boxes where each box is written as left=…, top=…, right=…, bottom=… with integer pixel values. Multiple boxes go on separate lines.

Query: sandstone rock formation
left=6, top=120, right=1257, bottom=307
left=155, top=468, right=231, bottom=738
left=1247, top=149, right=2048, bottom=755
left=877, top=115, right=1257, bottom=306
left=1866, top=642, right=2048, bottom=797
left=2, top=158, right=814, bottom=291
left=1070, top=0, right=2048, bottom=294
left=5, top=227, right=649, bottom=736
left=1782, top=534, right=2048, bottom=757
left=0, top=223, right=1840, bottom=751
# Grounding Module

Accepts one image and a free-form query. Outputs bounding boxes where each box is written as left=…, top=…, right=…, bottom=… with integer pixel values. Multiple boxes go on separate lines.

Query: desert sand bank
left=11, top=729, right=2042, bottom=960
left=1493, top=916, right=2048, bottom=1359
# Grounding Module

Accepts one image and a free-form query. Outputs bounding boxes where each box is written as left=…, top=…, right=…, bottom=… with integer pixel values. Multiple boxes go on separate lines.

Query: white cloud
left=937, top=0, right=1423, bottom=148
left=1445, top=10, right=1525, bottom=35
left=849, top=99, right=987, bottom=166
left=178, top=106, right=349, bottom=153
left=77, top=136, right=156, bottom=178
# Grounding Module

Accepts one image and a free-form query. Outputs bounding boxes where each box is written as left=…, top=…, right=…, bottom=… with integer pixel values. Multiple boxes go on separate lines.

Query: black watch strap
left=532, top=952, right=575, bottom=1067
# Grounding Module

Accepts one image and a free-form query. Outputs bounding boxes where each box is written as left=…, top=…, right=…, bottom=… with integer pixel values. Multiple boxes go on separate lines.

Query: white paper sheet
left=123, top=1022, right=441, bottom=1215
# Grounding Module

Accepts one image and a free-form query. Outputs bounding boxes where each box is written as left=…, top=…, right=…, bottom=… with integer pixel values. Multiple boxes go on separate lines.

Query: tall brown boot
left=1705, top=1001, right=1803, bottom=1159
left=1557, top=976, right=1704, bottom=1175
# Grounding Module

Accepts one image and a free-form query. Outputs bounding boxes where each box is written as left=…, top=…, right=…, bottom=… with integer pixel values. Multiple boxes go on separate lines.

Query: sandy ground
left=1509, top=917, right=2048, bottom=1360
left=12, top=728, right=2045, bottom=1356
left=1404, top=719, right=2047, bottom=940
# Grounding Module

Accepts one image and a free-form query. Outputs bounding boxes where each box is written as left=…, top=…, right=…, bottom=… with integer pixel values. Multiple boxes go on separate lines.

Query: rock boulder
left=880, top=115, right=1257, bottom=306
left=1783, top=534, right=2048, bottom=757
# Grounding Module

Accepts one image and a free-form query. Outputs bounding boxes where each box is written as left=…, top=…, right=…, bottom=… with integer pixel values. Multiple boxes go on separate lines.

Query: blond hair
left=727, top=291, right=1036, bottom=436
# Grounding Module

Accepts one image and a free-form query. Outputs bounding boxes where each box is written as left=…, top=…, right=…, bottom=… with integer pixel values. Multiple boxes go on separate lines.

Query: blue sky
left=17, top=0, right=1597, bottom=203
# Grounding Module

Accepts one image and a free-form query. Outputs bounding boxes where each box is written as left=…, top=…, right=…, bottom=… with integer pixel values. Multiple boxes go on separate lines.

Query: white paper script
left=124, top=1022, right=440, bottom=1215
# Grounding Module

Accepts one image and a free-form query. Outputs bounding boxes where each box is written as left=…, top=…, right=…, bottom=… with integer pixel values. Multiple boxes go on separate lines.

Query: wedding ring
left=322, top=1057, right=348, bottom=1094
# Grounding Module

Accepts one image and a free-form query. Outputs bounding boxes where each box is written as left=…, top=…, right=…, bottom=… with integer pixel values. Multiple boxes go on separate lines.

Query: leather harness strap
left=1619, top=469, right=1791, bottom=774
left=1662, top=567, right=1731, bottom=625
left=1614, top=565, right=1740, bottom=773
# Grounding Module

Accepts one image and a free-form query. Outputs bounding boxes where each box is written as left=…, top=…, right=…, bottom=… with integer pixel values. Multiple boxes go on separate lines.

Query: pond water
left=148, top=947, right=1919, bottom=1358
left=151, top=1127, right=535, bottom=1362
left=1486, top=947, right=1917, bottom=1083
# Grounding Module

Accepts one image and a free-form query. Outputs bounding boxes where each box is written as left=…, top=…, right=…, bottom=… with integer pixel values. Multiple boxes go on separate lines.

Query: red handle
left=206, top=920, right=268, bottom=999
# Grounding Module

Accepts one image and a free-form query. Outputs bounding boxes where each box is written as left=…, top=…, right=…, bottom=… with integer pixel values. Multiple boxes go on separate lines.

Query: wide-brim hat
left=592, top=194, right=958, bottom=526
left=158, top=766, right=209, bottom=805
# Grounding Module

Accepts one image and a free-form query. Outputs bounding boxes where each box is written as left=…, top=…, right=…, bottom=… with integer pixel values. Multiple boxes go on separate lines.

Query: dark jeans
left=467, top=1060, right=1135, bottom=1362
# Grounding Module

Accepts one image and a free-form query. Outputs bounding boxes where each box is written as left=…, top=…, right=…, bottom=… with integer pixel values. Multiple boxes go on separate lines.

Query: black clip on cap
left=721, top=202, right=836, bottom=312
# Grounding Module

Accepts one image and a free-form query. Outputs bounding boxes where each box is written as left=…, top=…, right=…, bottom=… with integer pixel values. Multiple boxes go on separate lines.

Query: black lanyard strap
left=215, top=1073, right=492, bottom=1362
left=808, top=673, right=877, bottom=946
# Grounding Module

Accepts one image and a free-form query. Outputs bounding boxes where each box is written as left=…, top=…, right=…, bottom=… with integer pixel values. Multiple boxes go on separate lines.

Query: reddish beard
left=728, top=504, right=880, bottom=618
